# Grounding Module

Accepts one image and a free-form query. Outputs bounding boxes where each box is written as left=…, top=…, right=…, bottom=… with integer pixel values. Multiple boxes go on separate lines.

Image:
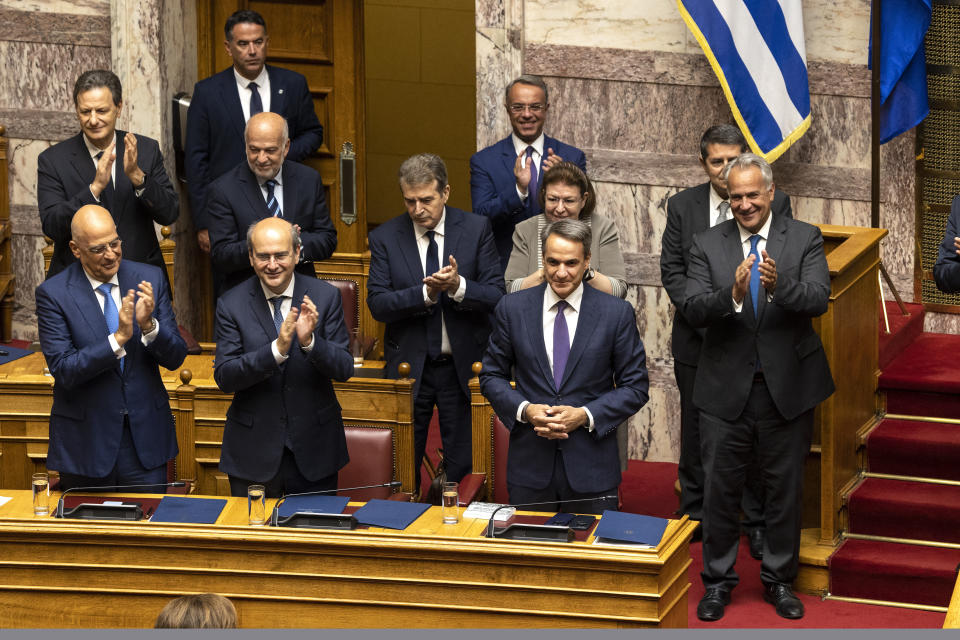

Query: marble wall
left=476, top=0, right=921, bottom=464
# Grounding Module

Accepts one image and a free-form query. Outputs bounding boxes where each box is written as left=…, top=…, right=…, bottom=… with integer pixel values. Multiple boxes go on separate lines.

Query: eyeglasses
left=87, top=239, right=122, bottom=255
left=253, top=252, right=292, bottom=264
left=508, top=103, right=545, bottom=114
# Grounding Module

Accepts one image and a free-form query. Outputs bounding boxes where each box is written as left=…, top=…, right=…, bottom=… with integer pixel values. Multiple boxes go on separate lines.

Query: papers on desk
left=353, top=499, right=430, bottom=529
left=463, top=502, right=516, bottom=522
left=150, top=496, right=227, bottom=524
left=0, top=495, right=11, bottom=509
left=591, top=510, right=669, bottom=548
left=0, top=345, right=35, bottom=366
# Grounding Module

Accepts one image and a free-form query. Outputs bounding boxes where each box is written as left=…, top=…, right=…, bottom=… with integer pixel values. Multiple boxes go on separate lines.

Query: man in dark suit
left=933, top=195, right=960, bottom=293
left=37, top=70, right=179, bottom=278
left=661, top=124, right=793, bottom=553
left=186, top=9, right=323, bottom=254
left=480, top=219, right=649, bottom=513
left=35, top=205, right=187, bottom=490
left=683, top=154, right=834, bottom=621
left=214, top=217, right=353, bottom=498
left=470, top=75, right=587, bottom=271
left=368, top=153, right=504, bottom=488
left=207, top=112, right=336, bottom=292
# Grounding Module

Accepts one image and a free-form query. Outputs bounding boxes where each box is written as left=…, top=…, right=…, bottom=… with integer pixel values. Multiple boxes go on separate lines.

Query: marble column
left=476, top=0, right=523, bottom=150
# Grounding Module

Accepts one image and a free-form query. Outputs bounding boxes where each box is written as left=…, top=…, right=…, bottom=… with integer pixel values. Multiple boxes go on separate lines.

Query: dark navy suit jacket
left=367, top=207, right=504, bottom=398
left=207, top=160, right=337, bottom=291
left=934, top=195, right=960, bottom=293
left=214, top=273, right=353, bottom=483
left=37, top=131, right=179, bottom=278
left=480, top=283, right=649, bottom=493
left=185, top=65, right=323, bottom=228
left=470, top=135, right=587, bottom=270
left=36, top=261, right=187, bottom=477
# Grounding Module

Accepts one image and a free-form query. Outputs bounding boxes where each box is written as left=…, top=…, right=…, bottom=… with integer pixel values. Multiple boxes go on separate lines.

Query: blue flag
left=678, top=0, right=811, bottom=162
left=869, top=0, right=931, bottom=144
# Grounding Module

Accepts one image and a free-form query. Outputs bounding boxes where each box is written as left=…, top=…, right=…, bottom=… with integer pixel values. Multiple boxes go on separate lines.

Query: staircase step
left=867, top=418, right=960, bottom=481
left=880, top=333, right=960, bottom=395
left=879, top=301, right=925, bottom=370
left=848, top=478, right=960, bottom=544
left=830, top=538, right=960, bottom=607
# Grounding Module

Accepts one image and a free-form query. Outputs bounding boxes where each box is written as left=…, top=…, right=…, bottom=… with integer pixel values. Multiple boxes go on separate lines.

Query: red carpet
left=879, top=301, right=924, bottom=369
left=880, top=332, right=960, bottom=395
left=848, top=478, right=960, bottom=543
left=867, top=418, right=960, bottom=481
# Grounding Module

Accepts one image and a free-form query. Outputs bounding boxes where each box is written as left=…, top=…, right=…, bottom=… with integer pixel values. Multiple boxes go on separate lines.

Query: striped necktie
left=265, top=179, right=282, bottom=217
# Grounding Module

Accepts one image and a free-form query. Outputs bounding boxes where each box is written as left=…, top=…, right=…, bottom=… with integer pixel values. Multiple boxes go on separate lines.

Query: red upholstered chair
left=320, top=278, right=377, bottom=358
left=339, top=425, right=411, bottom=501
left=491, top=415, right=510, bottom=504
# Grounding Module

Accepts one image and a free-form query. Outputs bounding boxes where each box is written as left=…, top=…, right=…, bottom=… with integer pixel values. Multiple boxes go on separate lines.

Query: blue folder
left=276, top=495, right=349, bottom=519
left=0, top=345, right=36, bottom=366
left=150, top=496, right=227, bottom=524
left=592, top=510, right=669, bottom=546
left=353, top=499, right=430, bottom=530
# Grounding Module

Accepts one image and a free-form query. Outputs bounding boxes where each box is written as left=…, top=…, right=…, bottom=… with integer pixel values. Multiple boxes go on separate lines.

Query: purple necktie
left=553, top=300, right=569, bottom=389
left=526, top=146, right=539, bottom=213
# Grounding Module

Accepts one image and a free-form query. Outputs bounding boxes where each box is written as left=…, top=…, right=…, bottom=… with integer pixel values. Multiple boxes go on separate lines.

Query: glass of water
left=441, top=481, right=459, bottom=524
left=248, top=484, right=266, bottom=526
left=32, top=472, right=49, bottom=516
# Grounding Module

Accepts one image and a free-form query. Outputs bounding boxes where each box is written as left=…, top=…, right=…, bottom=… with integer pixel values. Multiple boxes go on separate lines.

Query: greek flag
left=678, top=0, right=811, bottom=162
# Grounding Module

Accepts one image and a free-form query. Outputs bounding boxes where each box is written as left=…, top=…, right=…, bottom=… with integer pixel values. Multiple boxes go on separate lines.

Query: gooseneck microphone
left=269, top=481, right=402, bottom=528
left=485, top=495, right=619, bottom=540
left=56, top=481, right=186, bottom=519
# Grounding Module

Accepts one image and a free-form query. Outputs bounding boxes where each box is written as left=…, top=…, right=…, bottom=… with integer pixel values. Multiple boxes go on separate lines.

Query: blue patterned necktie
left=265, top=179, right=282, bottom=217
left=97, top=283, right=123, bottom=371
left=749, top=235, right=762, bottom=316
left=249, top=81, right=263, bottom=116
left=425, top=230, right=442, bottom=359
left=270, top=296, right=285, bottom=334
left=526, top=146, right=539, bottom=213
left=553, top=300, right=569, bottom=389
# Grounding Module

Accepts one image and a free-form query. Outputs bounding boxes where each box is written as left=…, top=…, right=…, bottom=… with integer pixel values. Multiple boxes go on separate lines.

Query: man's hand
left=295, top=294, right=319, bottom=348
left=952, top=236, right=959, bottom=256
left=532, top=405, right=587, bottom=440
left=115, top=288, right=136, bottom=346
left=134, top=280, right=155, bottom=333
left=276, top=306, right=299, bottom=356
left=732, top=255, right=755, bottom=304
left=197, top=229, right=211, bottom=253
left=523, top=403, right=553, bottom=426
left=90, top=142, right=116, bottom=199
left=123, top=132, right=145, bottom=188
left=424, top=255, right=461, bottom=295
left=513, top=150, right=532, bottom=193
left=541, top=147, right=564, bottom=172
left=759, top=250, right=777, bottom=293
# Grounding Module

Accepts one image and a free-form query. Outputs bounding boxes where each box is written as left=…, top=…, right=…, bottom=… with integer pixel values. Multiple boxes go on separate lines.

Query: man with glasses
left=36, top=205, right=187, bottom=490
left=213, top=217, right=353, bottom=498
left=470, top=75, right=587, bottom=272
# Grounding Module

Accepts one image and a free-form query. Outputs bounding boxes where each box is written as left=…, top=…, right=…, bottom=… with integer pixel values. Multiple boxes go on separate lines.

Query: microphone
left=269, top=481, right=402, bottom=528
left=56, top=481, right=187, bottom=520
left=485, top=495, right=619, bottom=541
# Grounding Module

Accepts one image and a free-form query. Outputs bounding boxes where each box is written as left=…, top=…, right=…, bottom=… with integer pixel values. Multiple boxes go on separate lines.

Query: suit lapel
left=219, top=69, right=247, bottom=143
left=396, top=216, right=425, bottom=281
left=721, top=223, right=758, bottom=324
left=499, top=136, right=516, bottom=179
left=68, top=134, right=97, bottom=192
left=441, top=208, right=461, bottom=262
left=67, top=264, right=108, bottom=339
left=523, top=284, right=554, bottom=388
left=693, top=183, right=712, bottom=233
left=240, top=165, right=269, bottom=219
left=267, top=66, right=286, bottom=115
left=559, top=286, right=598, bottom=389
left=249, top=279, right=277, bottom=339
left=758, top=214, right=788, bottom=322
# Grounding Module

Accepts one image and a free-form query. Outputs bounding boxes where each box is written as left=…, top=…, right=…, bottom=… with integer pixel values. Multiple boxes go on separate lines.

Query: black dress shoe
left=763, top=583, right=804, bottom=619
left=748, top=528, right=764, bottom=560
left=697, top=587, right=731, bottom=621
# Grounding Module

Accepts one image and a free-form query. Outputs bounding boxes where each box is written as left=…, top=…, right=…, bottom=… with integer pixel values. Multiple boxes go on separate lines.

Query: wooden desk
left=0, top=353, right=417, bottom=495
left=0, top=490, right=695, bottom=628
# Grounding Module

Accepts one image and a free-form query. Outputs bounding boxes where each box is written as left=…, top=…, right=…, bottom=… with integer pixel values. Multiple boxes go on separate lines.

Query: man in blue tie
left=470, top=75, right=587, bottom=272
left=36, top=205, right=187, bottom=490
left=206, top=111, right=336, bottom=293
left=683, top=154, right=835, bottom=621
left=480, top=219, right=649, bottom=514
left=214, top=217, right=353, bottom=498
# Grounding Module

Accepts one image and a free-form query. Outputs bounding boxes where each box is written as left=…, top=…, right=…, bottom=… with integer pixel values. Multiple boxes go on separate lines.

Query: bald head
left=245, top=112, right=290, bottom=181
left=69, top=205, right=122, bottom=282
left=247, top=217, right=301, bottom=294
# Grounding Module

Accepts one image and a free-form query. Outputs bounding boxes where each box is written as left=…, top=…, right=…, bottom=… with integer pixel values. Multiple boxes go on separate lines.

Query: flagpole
left=870, top=0, right=881, bottom=229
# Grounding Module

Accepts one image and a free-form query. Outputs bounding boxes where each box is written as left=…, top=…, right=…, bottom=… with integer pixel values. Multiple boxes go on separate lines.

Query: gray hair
left=246, top=220, right=301, bottom=253
left=398, top=153, right=448, bottom=192
left=721, top=152, right=774, bottom=190
left=505, top=75, right=549, bottom=103
left=541, top=219, right=592, bottom=258
left=699, top=124, right=747, bottom=159
left=73, top=70, right=122, bottom=106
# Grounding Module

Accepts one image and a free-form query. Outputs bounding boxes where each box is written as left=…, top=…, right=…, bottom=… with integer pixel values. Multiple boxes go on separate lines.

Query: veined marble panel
left=476, top=0, right=504, bottom=28
left=801, top=0, right=871, bottom=65
left=0, top=0, right=107, bottom=15
left=475, top=0, right=521, bottom=150
left=112, top=0, right=162, bottom=142
left=3, top=9, right=108, bottom=46
left=627, top=284, right=673, bottom=365
left=8, top=138, right=52, bottom=208
left=925, top=311, right=960, bottom=334
left=526, top=0, right=685, bottom=53
left=0, top=41, right=109, bottom=111
left=627, top=378, right=680, bottom=464
left=791, top=196, right=872, bottom=228
left=593, top=181, right=674, bottom=257
left=0, top=110, right=80, bottom=142
left=11, top=233, right=46, bottom=332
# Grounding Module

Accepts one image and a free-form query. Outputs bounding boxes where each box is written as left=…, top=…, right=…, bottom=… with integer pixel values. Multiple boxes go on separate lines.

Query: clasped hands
left=524, top=403, right=588, bottom=439
left=424, top=255, right=461, bottom=300
left=114, top=280, right=156, bottom=346
left=732, top=250, right=777, bottom=304
left=91, top=132, right=145, bottom=199
left=513, top=147, right=564, bottom=193
left=276, top=294, right=320, bottom=355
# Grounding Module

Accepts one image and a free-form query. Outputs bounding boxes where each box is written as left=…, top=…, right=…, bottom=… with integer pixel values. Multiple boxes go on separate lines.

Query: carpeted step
left=880, top=332, right=960, bottom=419
left=830, top=538, right=960, bottom=607
left=867, top=418, right=960, bottom=481
left=878, top=301, right=925, bottom=370
left=848, top=477, right=960, bottom=543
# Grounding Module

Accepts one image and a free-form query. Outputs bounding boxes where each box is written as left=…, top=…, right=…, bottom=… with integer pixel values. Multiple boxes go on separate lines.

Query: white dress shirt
left=732, top=213, right=774, bottom=313
left=262, top=277, right=314, bottom=364
left=512, top=132, right=544, bottom=201
left=84, top=270, right=159, bottom=358
left=414, top=208, right=468, bottom=356
left=234, top=66, right=271, bottom=122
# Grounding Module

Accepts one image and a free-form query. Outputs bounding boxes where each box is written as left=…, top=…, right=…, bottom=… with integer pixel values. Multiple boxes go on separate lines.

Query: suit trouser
left=508, top=448, right=619, bottom=515
left=413, top=356, right=472, bottom=486
left=699, top=376, right=813, bottom=589
left=228, top=447, right=338, bottom=499
left=58, top=416, right=166, bottom=491
left=676, top=361, right=765, bottom=527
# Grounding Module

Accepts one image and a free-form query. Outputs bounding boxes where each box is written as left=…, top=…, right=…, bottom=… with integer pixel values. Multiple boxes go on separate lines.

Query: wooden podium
left=797, top=224, right=888, bottom=593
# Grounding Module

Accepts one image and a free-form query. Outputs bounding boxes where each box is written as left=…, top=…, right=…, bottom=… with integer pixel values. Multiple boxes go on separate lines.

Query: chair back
left=339, top=426, right=396, bottom=500
left=492, top=415, right=510, bottom=504
left=321, top=278, right=359, bottom=337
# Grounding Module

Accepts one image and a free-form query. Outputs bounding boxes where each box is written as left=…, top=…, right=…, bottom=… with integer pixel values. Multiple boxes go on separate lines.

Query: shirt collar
left=414, top=207, right=446, bottom=239
left=708, top=183, right=727, bottom=214
left=84, top=269, right=120, bottom=292
left=260, top=274, right=295, bottom=301
left=234, top=65, right=268, bottom=90
left=512, top=132, right=545, bottom=158
left=544, top=280, right=584, bottom=314
left=83, top=132, right=116, bottom=158
left=737, top=212, right=774, bottom=245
